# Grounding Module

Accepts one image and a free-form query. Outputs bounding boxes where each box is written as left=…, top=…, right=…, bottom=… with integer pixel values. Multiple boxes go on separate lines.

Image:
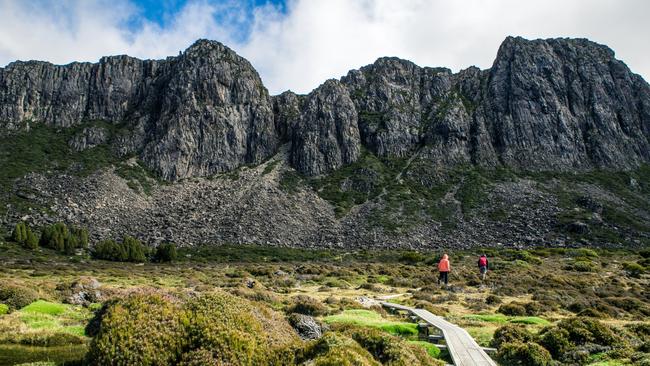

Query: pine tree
left=12, top=222, right=26, bottom=242
left=64, top=234, right=79, bottom=254
left=24, top=227, right=38, bottom=250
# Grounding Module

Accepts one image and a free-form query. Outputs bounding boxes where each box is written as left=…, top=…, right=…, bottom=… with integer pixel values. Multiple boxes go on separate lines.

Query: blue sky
left=128, top=0, right=287, bottom=41
left=0, top=0, right=648, bottom=94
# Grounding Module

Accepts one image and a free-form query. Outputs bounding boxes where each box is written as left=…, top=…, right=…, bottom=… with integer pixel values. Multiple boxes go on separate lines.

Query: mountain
left=1, top=37, right=648, bottom=248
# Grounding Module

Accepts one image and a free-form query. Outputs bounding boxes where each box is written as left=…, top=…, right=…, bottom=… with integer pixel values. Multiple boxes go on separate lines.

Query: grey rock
left=290, top=80, right=361, bottom=176
left=69, top=126, right=109, bottom=151
left=288, top=313, right=323, bottom=340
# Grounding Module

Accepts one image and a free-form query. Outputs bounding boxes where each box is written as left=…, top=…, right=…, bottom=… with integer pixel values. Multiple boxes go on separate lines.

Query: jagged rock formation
left=1, top=36, right=649, bottom=248
left=290, top=80, right=360, bottom=176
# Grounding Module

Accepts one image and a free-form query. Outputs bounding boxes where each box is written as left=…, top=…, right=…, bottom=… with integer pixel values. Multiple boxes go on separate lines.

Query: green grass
left=0, top=304, right=8, bottom=315
left=407, top=340, right=441, bottom=358
left=16, top=301, right=89, bottom=335
left=20, top=301, right=67, bottom=316
left=323, top=309, right=418, bottom=336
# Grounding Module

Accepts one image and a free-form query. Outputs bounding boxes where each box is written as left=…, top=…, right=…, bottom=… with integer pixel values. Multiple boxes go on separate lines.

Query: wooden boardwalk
left=380, top=301, right=497, bottom=366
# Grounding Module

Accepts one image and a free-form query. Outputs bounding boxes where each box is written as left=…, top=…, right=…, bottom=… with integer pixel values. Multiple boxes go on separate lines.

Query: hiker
left=438, top=254, right=450, bottom=286
left=478, top=254, right=489, bottom=281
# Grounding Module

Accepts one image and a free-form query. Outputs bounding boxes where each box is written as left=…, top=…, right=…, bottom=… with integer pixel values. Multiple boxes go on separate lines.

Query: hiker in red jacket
left=478, top=254, right=489, bottom=281
left=438, top=254, right=450, bottom=286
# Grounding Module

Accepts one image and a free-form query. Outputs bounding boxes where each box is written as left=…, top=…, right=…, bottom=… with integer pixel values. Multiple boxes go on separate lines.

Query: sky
left=0, top=0, right=648, bottom=94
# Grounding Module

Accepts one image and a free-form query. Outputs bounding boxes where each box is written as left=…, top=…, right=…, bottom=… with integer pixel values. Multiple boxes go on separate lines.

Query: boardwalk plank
left=381, top=302, right=497, bottom=366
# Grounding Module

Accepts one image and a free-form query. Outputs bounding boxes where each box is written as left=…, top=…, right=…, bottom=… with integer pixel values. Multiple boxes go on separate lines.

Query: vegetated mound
left=87, top=291, right=301, bottom=365
left=491, top=316, right=650, bottom=366
left=85, top=291, right=446, bottom=366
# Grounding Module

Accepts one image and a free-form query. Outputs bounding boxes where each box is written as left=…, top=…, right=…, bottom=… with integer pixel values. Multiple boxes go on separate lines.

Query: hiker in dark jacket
left=478, top=254, right=488, bottom=281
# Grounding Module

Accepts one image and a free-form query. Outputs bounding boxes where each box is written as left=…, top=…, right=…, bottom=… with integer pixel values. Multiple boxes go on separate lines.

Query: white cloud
left=0, top=0, right=649, bottom=94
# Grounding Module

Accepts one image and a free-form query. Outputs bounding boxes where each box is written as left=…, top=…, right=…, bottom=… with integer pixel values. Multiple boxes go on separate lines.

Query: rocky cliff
left=1, top=37, right=649, bottom=248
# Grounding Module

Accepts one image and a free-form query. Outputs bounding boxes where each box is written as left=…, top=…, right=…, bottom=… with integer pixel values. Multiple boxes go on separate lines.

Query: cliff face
left=1, top=37, right=649, bottom=180
left=1, top=36, right=650, bottom=249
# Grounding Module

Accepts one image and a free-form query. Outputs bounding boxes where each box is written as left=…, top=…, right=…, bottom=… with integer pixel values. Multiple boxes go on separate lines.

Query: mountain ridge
left=0, top=36, right=648, bottom=249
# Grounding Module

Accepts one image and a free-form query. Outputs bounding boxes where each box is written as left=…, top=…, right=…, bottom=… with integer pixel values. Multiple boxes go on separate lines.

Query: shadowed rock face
left=1, top=37, right=649, bottom=180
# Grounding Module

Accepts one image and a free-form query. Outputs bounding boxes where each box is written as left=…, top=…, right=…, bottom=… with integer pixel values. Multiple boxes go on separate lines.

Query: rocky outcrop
left=140, top=40, right=278, bottom=180
left=2, top=37, right=649, bottom=179
left=69, top=127, right=109, bottom=152
left=1, top=36, right=649, bottom=248
left=290, top=80, right=360, bottom=176
left=482, top=36, right=650, bottom=171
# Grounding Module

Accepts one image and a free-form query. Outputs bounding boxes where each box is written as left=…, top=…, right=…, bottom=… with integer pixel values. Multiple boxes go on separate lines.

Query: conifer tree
left=24, top=227, right=38, bottom=250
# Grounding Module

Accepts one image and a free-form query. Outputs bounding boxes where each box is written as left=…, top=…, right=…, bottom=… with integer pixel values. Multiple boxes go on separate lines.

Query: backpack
left=478, top=256, right=487, bottom=267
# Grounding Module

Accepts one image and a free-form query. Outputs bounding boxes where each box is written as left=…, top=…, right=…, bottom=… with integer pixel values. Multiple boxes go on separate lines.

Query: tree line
left=9, top=221, right=176, bottom=263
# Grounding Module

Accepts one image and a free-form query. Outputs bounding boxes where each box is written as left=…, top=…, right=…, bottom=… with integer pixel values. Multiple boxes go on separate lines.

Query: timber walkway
left=380, top=301, right=497, bottom=366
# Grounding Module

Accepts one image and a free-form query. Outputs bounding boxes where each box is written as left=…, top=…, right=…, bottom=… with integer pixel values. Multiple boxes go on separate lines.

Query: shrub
left=11, top=221, right=27, bottom=242
left=577, top=308, right=607, bottom=318
left=87, top=294, right=188, bottom=365
left=568, top=248, right=599, bottom=258
left=0, top=282, right=39, bottom=310
left=299, top=332, right=380, bottom=366
left=92, top=236, right=147, bottom=262
left=496, top=342, right=552, bottom=366
left=288, top=295, right=328, bottom=316
left=40, top=223, right=88, bottom=253
left=398, top=251, right=425, bottom=264
left=485, top=294, right=502, bottom=305
left=498, top=302, right=527, bottom=316
left=623, top=262, right=646, bottom=278
left=346, top=327, right=444, bottom=365
left=568, top=260, right=596, bottom=272
left=491, top=324, right=535, bottom=348
left=123, top=236, right=146, bottom=262
left=24, top=226, right=38, bottom=250
left=11, top=221, right=38, bottom=249
left=0, top=303, right=8, bottom=315
left=539, top=327, right=572, bottom=358
left=184, top=292, right=300, bottom=365
left=154, top=243, right=177, bottom=263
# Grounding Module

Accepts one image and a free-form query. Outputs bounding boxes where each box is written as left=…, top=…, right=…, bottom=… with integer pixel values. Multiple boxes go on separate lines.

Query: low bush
left=346, top=327, right=444, bottom=365
left=398, top=251, right=426, bottom=264
left=485, top=294, right=502, bottom=305
left=496, top=342, right=552, bottom=366
left=567, top=260, right=597, bottom=272
left=88, top=291, right=301, bottom=366
left=86, top=294, right=187, bottom=365
left=491, top=324, right=535, bottom=348
left=498, top=303, right=527, bottom=316
left=288, top=295, right=328, bottom=316
left=623, top=262, right=646, bottom=278
left=0, top=282, right=39, bottom=310
left=298, top=332, right=381, bottom=366
left=154, top=243, right=177, bottom=263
